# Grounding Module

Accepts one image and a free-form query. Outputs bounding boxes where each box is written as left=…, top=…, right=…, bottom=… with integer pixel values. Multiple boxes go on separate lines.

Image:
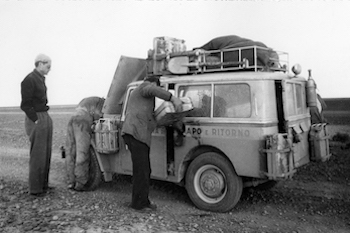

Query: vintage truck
left=84, top=36, right=331, bottom=212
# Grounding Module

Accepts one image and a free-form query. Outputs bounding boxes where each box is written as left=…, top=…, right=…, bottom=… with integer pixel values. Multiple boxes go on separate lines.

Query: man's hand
left=170, top=96, right=183, bottom=112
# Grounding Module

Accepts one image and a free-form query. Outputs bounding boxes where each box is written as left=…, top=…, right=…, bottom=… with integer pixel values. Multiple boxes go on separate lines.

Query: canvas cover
left=195, top=35, right=279, bottom=68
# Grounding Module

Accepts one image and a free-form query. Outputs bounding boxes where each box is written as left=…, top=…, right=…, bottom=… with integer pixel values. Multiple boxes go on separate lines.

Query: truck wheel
left=84, top=146, right=102, bottom=191
left=185, top=152, right=243, bottom=212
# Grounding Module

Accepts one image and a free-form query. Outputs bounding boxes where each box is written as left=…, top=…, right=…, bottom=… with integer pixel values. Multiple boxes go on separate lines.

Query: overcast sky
left=1, top=0, right=349, bottom=107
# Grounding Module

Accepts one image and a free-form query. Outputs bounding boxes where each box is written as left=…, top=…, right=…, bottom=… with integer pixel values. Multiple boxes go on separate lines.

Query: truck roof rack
left=148, top=45, right=289, bottom=75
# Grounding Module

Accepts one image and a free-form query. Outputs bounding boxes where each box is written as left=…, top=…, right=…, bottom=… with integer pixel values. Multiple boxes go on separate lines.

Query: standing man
left=122, top=76, right=182, bottom=212
left=20, top=54, right=53, bottom=196
left=65, top=96, right=105, bottom=191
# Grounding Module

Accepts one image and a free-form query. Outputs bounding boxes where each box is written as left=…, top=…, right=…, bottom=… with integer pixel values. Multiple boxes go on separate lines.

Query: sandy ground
left=0, top=111, right=349, bottom=232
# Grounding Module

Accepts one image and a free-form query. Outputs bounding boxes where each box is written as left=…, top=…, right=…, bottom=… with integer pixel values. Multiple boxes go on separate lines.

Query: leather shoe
left=74, top=183, right=89, bottom=192
left=127, top=202, right=157, bottom=212
left=30, top=192, right=46, bottom=197
left=137, top=203, right=157, bottom=213
left=146, top=203, right=157, bottom=211
left=44, top=186, right=55, bottom=192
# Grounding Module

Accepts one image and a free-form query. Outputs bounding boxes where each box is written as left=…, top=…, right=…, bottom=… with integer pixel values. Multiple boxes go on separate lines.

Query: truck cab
left=90, top=37, right=330, bottom=212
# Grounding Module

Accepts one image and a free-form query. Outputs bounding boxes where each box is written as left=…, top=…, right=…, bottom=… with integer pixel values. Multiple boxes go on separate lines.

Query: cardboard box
left=155, top=101, right=175, bottom=122
left=155, top=97, right=193, bottom=126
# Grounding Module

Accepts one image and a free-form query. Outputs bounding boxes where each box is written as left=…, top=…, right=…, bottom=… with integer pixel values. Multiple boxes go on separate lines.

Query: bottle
left=306, top=69, right=317, bottom=107
left=60, top=146, right=66, bottom=159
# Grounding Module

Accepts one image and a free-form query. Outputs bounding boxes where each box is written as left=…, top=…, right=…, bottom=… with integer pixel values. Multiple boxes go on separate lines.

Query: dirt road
left=0, top=110, right=349, bottom=233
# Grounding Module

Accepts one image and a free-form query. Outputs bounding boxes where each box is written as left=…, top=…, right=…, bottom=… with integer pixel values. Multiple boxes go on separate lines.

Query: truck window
left=214, top=84, right=251, bottom=118
left=178, top=83, right=251, bottom=118
left=178, top=85, right=212, bottom=117
left=285, top=82, right=307, bottom=116
left=295, top=83, right=307, bottom=114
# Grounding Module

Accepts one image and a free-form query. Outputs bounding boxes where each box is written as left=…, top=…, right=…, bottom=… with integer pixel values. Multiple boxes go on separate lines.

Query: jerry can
left=262, top=134, right=296, bottom=179
left=94, top=118, right=119, bottom=154
left=309, top=123, right=331, bottom=162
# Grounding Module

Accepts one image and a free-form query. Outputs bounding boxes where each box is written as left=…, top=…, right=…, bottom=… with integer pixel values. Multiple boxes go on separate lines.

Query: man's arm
left=141, top=83, right=172, bottom=101
left=141, top=83, right=182, bottom=112
left=20, top=78, right=38, bottom=122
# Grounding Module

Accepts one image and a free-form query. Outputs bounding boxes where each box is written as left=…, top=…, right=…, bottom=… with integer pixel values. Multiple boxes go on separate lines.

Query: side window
left=178, top=83, right=251, bottom=118
left=295, top=83, right=307, bottom=114
left=178, top=85, right=212, bottom=117
left=214, top=84, right=251, bottom=118
left=286, top=83, right=296, bottom=115
left=285, top=82, right=307, bottom=116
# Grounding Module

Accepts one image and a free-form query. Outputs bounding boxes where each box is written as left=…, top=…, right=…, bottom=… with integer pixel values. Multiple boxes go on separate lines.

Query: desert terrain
left=0, top=102, right=349, bottom=233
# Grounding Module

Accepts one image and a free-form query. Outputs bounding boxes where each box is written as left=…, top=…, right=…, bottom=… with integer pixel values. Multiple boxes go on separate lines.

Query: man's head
left=35, top=54, right=51, bottom=76
left=78, top=96, right=105, bottom=120
left=144, top=76, right=160, bottom=86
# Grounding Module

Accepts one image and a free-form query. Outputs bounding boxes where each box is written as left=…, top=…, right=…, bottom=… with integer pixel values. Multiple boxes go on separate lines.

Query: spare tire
left=84, top=146, right=102, bottom=191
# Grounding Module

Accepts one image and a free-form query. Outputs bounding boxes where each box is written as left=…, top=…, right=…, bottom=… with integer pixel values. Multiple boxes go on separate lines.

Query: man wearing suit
left=20, top=54, right=53, bottom=196
left=122, top=76, right=182, bottom=212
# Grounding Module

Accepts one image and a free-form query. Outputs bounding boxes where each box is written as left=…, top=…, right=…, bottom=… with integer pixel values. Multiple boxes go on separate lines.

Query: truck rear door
left=281, top=79, right=310, bottom=167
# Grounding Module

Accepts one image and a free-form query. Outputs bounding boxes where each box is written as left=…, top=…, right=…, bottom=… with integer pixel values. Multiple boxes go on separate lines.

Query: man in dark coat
left=121, top=76, right=182, bottom=211
left=65, top=96, right=105, bottom=191
left=21, top=54, right=53, bottom=196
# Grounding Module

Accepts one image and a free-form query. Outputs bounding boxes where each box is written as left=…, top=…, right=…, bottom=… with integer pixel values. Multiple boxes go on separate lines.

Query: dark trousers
left=122, top=134, right=151, bottom=209
left=25, top=112, right=53, bottom=194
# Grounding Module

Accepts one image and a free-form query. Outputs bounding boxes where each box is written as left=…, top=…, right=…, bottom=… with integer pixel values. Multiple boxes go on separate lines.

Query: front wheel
left=185, top=152, right=243, bottom=212
left=84, top=146, right=102, bottom=191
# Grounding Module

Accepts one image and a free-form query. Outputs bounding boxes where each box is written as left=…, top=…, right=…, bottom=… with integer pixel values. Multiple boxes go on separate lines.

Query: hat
left=145, top=75, right=160, bottom=85
left=35, top=54, right=51, bottom=63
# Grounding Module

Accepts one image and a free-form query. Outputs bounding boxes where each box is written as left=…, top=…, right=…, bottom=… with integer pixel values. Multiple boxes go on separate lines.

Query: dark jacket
left=20, top=69, right=49, bottom=122
left=121, top=81, right=172, bottom=147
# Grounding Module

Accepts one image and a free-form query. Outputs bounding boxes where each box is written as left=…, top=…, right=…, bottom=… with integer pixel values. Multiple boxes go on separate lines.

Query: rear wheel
left=84, top=146, right=102, bottom=191
left=185, top=152, right=243, bottom=212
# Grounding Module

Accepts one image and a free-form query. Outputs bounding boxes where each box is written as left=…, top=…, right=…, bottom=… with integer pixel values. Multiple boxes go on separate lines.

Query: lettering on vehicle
left=185, top=126, right=250, bottom=138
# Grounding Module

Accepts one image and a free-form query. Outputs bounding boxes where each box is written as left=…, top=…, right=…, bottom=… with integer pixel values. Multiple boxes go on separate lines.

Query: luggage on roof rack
left=147, top=36, right=289, bottom=75
left=147, top=36, right=187, bottom=75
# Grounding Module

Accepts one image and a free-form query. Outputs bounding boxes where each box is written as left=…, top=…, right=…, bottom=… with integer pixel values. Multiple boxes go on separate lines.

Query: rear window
left=285, top=82, right=307, bottom=116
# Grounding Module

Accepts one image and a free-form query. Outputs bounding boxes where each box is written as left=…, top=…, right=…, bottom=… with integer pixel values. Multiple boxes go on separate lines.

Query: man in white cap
left=65, top=96, right=105, bottom=191
left=21, top=54, right=53, bottom=197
